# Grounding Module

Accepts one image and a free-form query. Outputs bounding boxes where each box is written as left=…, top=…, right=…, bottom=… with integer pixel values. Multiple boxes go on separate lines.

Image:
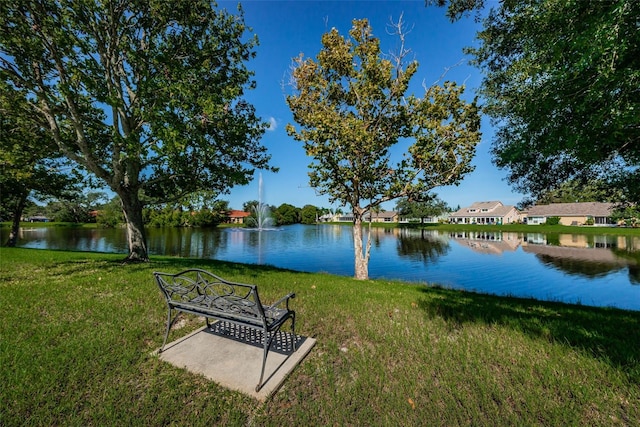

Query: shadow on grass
left=147, top=257, right=302, bottom=277
left=418, top=286, right=640, bottom=382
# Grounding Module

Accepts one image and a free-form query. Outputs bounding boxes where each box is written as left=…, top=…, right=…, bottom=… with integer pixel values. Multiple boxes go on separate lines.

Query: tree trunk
left=352, top=213, right=371, bottom=280
left=5, top=194, right=27, bottom=247
left=118, top=188, right=149, bottom=262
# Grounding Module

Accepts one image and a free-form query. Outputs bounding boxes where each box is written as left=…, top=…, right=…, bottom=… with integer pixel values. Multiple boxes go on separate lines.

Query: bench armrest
left=267, top=292, right=296, bottom=310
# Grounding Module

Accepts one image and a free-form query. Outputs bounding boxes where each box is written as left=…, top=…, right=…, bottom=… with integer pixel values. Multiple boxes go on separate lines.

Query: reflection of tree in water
left=396, top=229, right=451, bottom=263
left=611, top=248, right=640, bottom=285
left=146, top=228, right=226, bottom=258
left=536, top=254, right=626, bottom=279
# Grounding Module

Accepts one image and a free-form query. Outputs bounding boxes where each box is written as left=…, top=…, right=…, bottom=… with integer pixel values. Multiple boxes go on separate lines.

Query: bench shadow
left=205, top=320, right=306, bottom=355
left=417, top=286, right=640, bottom=382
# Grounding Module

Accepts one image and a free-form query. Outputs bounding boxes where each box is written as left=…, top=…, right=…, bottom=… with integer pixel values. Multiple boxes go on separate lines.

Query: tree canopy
left=0, top=81, right=79, bottom=246
left=467, top=0, right=640, bottom=204
left=395, top=195, right=450, bottom=223
left=0, top=0, right=273, bottom=261
left=286, top=19, right=480, bottom=279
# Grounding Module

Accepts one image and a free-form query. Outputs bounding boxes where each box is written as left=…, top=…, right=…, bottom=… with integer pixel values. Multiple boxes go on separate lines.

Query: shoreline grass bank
left=1, top=248, right=638, bottom=425
left=3, top=220, right=640, bottom=237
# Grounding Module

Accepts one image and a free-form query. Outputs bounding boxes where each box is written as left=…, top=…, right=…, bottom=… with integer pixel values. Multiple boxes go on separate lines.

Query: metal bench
left=154, top=269, right=296, bottom=391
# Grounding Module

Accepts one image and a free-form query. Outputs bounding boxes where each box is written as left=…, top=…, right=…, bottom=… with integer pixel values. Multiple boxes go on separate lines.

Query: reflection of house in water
left=522, top=244, right=627, bottom=265
left=449, top=231, right=523, bottom=255
left=523, top=234, right=640, bottom=251
left=521, top=235, right=639, bottom=282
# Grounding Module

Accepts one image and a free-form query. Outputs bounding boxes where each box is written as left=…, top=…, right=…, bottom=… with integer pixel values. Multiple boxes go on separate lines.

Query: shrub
left=546, top=216, right=561, bottom=225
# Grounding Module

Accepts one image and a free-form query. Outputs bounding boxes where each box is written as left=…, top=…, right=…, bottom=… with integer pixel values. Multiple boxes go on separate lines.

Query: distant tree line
left=9, top=195, right=330, bottom=229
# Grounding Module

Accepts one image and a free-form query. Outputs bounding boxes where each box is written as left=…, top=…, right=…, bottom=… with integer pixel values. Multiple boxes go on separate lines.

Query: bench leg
left=255, top=316, right=296, bottom=392
left=291, top=314, right=297, bottom=352
left=256, top=328, right=274, bottom=392
left=159, top=307, right=177, bottom=353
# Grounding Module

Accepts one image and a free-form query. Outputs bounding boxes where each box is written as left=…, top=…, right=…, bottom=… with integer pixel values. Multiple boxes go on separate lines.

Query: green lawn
left=1, top=248, right=638, bottom=425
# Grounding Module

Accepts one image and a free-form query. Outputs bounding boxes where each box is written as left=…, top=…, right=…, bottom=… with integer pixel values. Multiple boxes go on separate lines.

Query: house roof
left=367, top=211, right=398, bottom=219
left=449, top=201, right=517, bottom=218
left=468, top=201, right=503, bottom=210
left=228, top=210, right=250, bottom=218
left=524, top=202, right=615, bottom=217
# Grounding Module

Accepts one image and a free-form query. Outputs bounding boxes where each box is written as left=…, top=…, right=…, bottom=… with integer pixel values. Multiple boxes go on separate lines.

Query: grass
left=1, top=247, right=639, bottom=425
left=311, top=221, right=640, bottom=236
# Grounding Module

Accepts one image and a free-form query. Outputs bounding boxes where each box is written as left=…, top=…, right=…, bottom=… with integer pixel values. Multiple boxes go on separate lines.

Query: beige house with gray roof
left=449, top=201, right=521, bottom=225
left=523, top=202, right=616, bottom=226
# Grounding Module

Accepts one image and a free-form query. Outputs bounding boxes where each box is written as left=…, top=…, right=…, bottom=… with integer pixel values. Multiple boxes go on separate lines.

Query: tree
left=44, top=191, right=108, bottom=223
left=467, top=0, right=640, bottom=204
left=300, top=204, right=319, bottom=224
left=529, top=179, right=623, bottom=207
left=426, top=0, right=486, bottom=21
left=0, top=81, right=79, bottom=246
left=396, top=195, right=449, bottom=223
left=286, top=19, right=480, bottom=279
left=274, top=203, right=300, bottom=226
left=0, top=1, right=273, bottom=261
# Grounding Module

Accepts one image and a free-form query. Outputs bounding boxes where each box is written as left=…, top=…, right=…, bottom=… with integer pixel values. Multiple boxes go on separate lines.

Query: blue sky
left=219, top=0, right=523, bottom=211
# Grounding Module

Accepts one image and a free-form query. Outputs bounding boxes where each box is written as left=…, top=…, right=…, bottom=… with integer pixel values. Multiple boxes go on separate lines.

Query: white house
left=448, top=201, right=521, bottom=225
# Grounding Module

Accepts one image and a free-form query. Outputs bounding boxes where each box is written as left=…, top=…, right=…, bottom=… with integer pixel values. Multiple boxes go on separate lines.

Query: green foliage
left=611, top=205, right=640, bottom=227
left=531, top=179, right=624, bottom=206
left=41, top=192, right=107, bottom=223
left=545, top=216, right=561, bottom=226
left=145, top=206, right=188, bottom=228
left=300, top=204, right=319, bottom=224
left=286, top=18, right=480, bottom=279
left=274, top=203, right=300, bottom=226
left=0, top=1, right=273, bottom=259
left=468, top=0, right=640, bottom=203
left=396, top=195, right=450, bottom=222
left=190, top=208, right=225, bottom=228
left=0, top=81, right=81, bottom=244
left=426, top=0, right=487, bottom=22
left=96, top=198, right=124, bottom=228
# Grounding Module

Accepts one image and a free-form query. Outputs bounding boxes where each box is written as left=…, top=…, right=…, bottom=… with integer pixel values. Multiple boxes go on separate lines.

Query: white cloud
left=267, top=117, right=277, bottom=131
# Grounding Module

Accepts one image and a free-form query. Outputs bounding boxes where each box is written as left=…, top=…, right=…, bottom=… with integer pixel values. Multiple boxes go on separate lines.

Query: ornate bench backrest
left=154, top=269, right=267, bottom=323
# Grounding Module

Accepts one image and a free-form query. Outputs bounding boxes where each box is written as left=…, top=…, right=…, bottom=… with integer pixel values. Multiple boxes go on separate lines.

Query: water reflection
left=523, top=237, right=639, bottom=284
left=449, top=231, right=522, bottom=254
left=3, top=224, right=639, bottom=310
left=395, top=228, right=451, bottom=263
left=444, top=230, right=639, bottom=285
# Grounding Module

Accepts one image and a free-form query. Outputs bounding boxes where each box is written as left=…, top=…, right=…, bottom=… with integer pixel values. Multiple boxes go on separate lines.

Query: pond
left=4, top=224, right=640, bottom=311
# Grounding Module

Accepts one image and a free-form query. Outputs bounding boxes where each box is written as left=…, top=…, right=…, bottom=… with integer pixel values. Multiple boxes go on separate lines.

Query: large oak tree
left=0, top=0, right=273, bottom=261
left=466, top=0, right=640, bottom=204
left=286, top=19, right=480, bottom=280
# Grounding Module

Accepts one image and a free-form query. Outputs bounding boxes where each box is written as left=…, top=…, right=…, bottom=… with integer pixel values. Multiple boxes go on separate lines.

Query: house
left=25, top=215, right=50, bottom=222
left=448, top=201, right=521, bottom=225
left=227, top=210, right=251, bottom=224
left=320, top=211, right=399, bottom=223
left=320, top=213, right=355, bottom=222
left=318, top=213, right=334, bottom=222
left=364, top=211, right=399, bottom=223
left=398, top=213, right=449, bottom=224
left=522, top=202, right=616, bottom=226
